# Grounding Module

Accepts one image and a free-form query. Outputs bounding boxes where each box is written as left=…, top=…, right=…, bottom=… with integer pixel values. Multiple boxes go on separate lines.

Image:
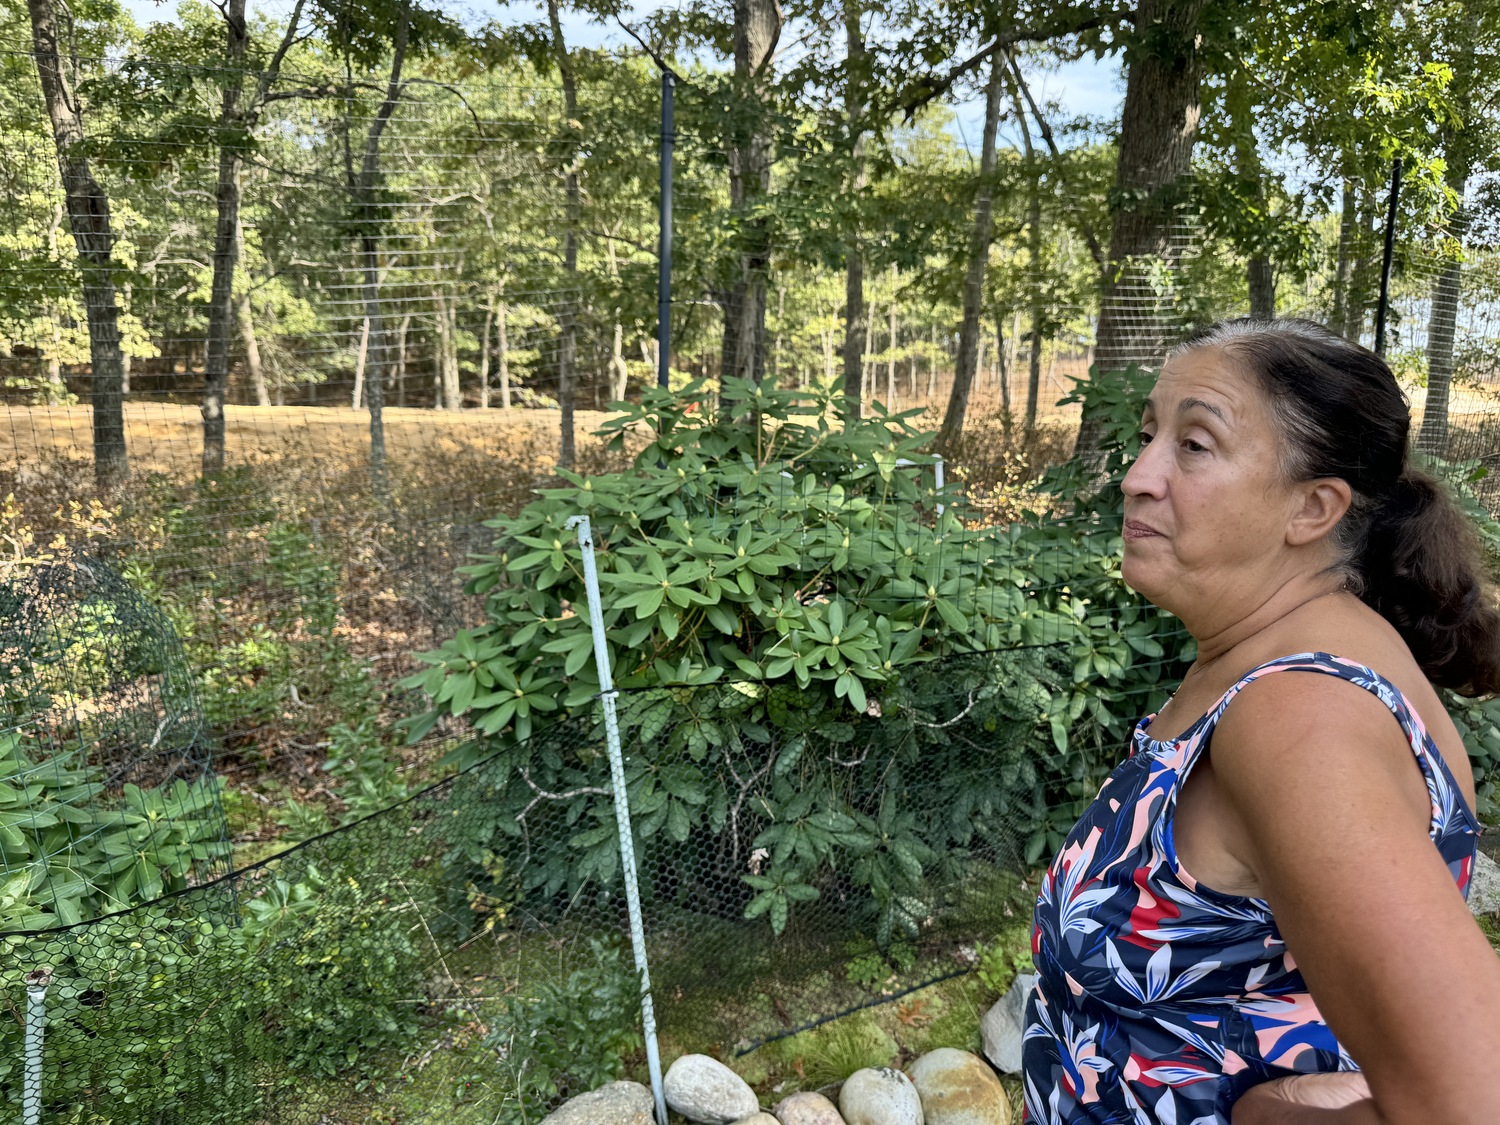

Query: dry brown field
left=0, top=402, right=621, bottom=478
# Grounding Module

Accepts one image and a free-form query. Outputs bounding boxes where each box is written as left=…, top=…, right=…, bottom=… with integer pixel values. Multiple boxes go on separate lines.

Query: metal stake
left=565, top=515, right=668, bottom=1125
left=657, top=72, right=675, bottom=389
left=1375, top=157, right=1403, bottom=357
left=24, top=968, right=51, bottom=1125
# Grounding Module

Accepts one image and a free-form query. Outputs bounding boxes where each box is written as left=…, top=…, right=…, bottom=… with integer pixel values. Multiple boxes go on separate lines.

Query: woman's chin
left=1120, top=557, right=1169, bottom=603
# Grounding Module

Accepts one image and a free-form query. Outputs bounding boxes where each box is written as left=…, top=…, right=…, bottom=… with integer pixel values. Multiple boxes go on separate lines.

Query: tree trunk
left=395, top=313, right=410, bottom=407
left=1331, top=179, right=1356, bottom=331
left=886, top=280, right=898, bottom=412
left=1227, top=69, right=1275, bottom=320
left=1248, top=259, right=1275, bottom=320
left=478, top=293, right=494, bottom=409
left=345, top=0, right=409, bottom=492
left=1007, top=55, right=1045, bottom=437
left=443, top=300, right=461, bottom=409
left=926, top=323, right=938, bottom=399
left=549, top=0, right=579, bottom=467
left=610, top=315, right=629, bottom=402
left=352, top=315, right=370, bottom=408
left=1344, top=189, right=1374, bottom=343
left=236, top=209, right=268, bottom=406
left=935, top=49, right=1005, bottom=457
left=1074, top=0, right=1206, bottom=460
left=772, top=285, right=785, bottom=386
left=26, top=0, right=128, bottom=485
left=201, top=0, right=249, bottom=475
left=1417, top=12, right=1477, bottom=457
left=996, top=313, right=1011, bottom=422
left=720, top=0, right=783, bottom=393
left=121, top=280, right=132, bottom=395
left=496, top=298, right=511, bottom=409
left=841, top=0, right=866, bottom=415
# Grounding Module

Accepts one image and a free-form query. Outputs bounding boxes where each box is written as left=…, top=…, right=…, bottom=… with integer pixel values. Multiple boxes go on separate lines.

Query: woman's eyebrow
left=1179, top=396, right=1228, bottom=423
left=1140, top=396, right=1229, bottom=423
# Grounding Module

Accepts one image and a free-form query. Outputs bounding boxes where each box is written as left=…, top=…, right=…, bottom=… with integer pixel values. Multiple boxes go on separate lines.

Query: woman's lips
left=1122, top=520, right=1162, bottom=541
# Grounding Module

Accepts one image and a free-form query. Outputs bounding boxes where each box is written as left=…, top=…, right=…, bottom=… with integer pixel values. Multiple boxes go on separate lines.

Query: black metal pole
left=1374, top=156, right=1403, bottom=357
left=657, top=72, right=674, bottom=388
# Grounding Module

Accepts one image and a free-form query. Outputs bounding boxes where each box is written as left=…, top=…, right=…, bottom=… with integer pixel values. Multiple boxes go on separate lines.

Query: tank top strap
left=1193, top=651, right=1480, bottom=840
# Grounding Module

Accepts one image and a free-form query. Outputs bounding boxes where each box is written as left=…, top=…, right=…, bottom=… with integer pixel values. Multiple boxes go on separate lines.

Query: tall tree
left=1418, top=0, right=1489, bottom=455
left=720, top=0, right=783, bottom=387
left=1005, top=54, right=1045, bottom=436
left=841, top=0, right=867, bottom=414
left=202, top=0, right=306, bottom=474
left=547, top=0, right=581, bottom=467
left=25, top=0, right=128, bottom=486
left=345, top=0, right=413, bottom=490
left=934, top=48, right=1004, bottom=458
left=1074, top=0, right=1207, bottom=459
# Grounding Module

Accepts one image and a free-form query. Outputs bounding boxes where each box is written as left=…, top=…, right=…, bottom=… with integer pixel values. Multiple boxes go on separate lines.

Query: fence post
left=566, top=514, right=668, bottom=1125
left=658, top=71, right=674, bottom=390
left=895, top=455, right=946, bottom=517
left=1374, top=156, right=1403, bottom=357
left=23, top=968, right=50, bottom=1125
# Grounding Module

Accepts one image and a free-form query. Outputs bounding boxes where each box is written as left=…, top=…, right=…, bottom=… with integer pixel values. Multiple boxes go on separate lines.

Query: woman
left=1022, top=318, right=1500, bottom=1124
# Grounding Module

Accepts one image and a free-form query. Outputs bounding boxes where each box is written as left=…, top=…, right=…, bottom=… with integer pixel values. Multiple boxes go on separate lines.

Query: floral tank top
left=1022, top=652, right=1479, bottom=1125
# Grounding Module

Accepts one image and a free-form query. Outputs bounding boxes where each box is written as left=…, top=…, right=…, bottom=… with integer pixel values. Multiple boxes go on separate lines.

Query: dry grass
left=0, top=401, right=618, bottom=477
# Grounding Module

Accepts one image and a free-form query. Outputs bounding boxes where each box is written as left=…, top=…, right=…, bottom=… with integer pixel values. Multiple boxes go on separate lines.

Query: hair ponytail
left=1173, top=318, right=1500, bottom=696
left=1357, top=469, right=1500, bottom=695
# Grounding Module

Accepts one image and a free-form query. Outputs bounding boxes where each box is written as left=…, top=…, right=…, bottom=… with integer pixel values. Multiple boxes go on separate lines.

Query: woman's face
left=1119, top=346, right=1306, bottom=614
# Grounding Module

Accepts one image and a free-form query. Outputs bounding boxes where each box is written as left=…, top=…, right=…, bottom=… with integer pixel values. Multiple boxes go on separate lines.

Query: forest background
left=5, top=0, right=1500, bottom=1121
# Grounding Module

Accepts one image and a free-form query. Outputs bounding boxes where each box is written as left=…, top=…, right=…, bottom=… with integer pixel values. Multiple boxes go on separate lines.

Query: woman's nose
left=1121, top=440, right=1167, bottom=500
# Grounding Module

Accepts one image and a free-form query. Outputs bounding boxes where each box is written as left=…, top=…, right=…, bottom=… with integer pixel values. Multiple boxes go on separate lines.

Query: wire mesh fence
left=4, top=25, right=1500, bottom=1123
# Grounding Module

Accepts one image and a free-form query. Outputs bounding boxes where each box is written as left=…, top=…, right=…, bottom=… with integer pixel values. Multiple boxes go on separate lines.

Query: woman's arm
left=1232, top=1073, right=1378, bottom=1124
left=1211, top=673, right=1500, bottom=1125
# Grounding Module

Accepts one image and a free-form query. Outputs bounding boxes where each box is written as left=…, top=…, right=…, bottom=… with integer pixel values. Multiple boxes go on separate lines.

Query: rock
left=838, top=1066, right=924, bottom=1125
left=733, top=1116, right=785, bottom=1125
left=772, top=1091, right=846, bottom=1125
left=664, top=1054, right=760, bottom=1124
left=1471, top=851, right=1500, bottom=915
left=980, top=973, right=1036, bottom=1075
left=540, top=1080, right=655, bottom=1125
left=906, top=1048, right=1011, bottom=1125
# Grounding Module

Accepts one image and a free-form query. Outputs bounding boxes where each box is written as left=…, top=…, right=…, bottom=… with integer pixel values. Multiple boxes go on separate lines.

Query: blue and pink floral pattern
left=1022, top=652, right=1479, bottom=1124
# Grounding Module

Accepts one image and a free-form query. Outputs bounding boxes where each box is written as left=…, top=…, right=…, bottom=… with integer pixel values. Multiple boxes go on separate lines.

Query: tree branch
left=901, top=9, right=1134, bottom=120
left=1006, top=53, right=1106, bottom=269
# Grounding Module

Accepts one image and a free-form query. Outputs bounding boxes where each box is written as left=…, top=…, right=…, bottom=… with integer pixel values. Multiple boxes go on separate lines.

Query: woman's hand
left=1231, top=1073, right=1373, bottom=1123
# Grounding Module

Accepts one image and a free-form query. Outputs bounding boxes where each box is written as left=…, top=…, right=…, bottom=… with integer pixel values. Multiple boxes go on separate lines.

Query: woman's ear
left=1287, top=478, right=1352, bottom=546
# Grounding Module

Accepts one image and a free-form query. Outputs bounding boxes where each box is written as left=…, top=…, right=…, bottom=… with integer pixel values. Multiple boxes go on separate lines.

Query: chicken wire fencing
left=0, top=532, right=1190, bottom=1125
left=5, top=30, right=1500, bottom=1124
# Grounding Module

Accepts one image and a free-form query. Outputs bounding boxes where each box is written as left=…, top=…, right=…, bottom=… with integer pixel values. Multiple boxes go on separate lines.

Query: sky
left=117, top=0, right=1126, bottom=148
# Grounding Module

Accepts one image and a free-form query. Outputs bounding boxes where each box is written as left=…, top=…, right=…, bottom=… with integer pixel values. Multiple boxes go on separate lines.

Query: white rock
left=980, top=973, right=1037, bottom=1075
left=773, top=1091, right=846, bottom=1125
left=906, top=1048, right=1011, bottom=1125
left=664, top=1054, right=760, bottom=1125
left=1470, top=851, right=1500, bottom=915
left=541, top=1080, right=655, bottom=1125
left=733, top=1116, right=784, bottom=1125
left=838, top=1066, right=924, bottom=1125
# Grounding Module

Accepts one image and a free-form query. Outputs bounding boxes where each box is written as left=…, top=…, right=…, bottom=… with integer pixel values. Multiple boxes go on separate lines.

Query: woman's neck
left=1185, top=577, right=1349, bottom=670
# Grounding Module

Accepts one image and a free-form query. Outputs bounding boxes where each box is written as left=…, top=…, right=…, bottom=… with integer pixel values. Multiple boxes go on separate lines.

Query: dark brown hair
left=1173, top=317, right=1500, bottom=696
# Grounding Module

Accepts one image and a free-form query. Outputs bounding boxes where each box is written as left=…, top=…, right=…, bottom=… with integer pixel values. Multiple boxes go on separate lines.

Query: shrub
left=405, top=376, right=1192, bottom=944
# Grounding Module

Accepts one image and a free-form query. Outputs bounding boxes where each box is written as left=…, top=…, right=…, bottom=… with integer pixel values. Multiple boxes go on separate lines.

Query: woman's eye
left=1182, top=439, right=1207, bottom=453
left=1137, top=431, right=1153, bottom=445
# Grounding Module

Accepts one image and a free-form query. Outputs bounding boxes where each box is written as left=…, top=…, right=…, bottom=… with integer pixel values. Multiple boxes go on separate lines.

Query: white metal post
left=565, top=515, right=668, bottom=1125
left=894, top=455, right=946, bottom=517
left=23, top=968, right=50, bottom=1125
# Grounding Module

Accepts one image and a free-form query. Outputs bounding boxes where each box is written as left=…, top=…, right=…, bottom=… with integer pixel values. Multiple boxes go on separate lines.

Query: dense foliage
left=405, top=372, right=1190, bottom=942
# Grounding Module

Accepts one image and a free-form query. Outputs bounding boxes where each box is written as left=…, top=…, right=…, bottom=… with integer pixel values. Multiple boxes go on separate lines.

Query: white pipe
left=893, top=456, right=946, bottom=517
left=23, top=967, right=51, bottom=1125
left=565, top=515, right=669, bottom=1125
